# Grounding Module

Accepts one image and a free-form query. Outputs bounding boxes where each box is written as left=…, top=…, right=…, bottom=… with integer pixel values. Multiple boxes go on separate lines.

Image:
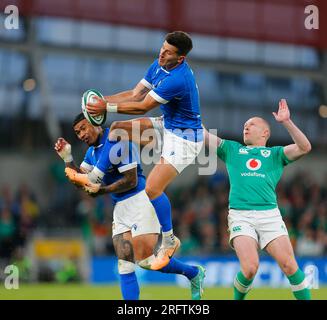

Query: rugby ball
left=81, top=89, right=107, bottom=126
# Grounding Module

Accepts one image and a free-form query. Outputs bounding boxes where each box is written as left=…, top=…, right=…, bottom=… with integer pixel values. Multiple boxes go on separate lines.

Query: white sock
left=162, top=230, right=175, bottom=246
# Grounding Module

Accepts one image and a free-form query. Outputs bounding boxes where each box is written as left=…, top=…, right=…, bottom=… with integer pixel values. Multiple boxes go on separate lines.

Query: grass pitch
left=0, top=284, right=326, bottom=300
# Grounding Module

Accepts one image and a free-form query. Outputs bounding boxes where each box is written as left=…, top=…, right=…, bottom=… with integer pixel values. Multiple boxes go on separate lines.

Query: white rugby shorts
left=228, top=207, right=289, bottom=250
left=149, top=117, right=203, bottom=173
left=112, top=190, right=161, bottom=238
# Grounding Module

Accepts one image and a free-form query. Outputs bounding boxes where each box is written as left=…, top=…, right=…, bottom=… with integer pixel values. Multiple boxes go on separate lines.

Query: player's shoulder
left=84, top=146, right=95, bottom=160
left=220, top=139, right=243, bottom=148
left=268, top=145, right=284, bottom=153
left=218, top=139, right=243, bottom=154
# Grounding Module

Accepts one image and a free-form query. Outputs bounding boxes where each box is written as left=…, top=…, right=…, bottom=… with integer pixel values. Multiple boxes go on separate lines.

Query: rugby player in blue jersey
left=68, top=31, right=204, bottom=270
left=55, top=113, right=205, bottom=300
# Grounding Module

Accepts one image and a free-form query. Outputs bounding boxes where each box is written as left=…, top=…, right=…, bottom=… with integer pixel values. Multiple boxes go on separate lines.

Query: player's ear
left=177, top=55, right=185, bottom=63
left=263, top=128, right=270, bottom=140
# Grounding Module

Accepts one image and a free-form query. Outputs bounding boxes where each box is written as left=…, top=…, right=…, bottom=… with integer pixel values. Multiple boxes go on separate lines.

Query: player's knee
left=118, top=259, right=136, bottom=275
left=145, top=185, right=163, bottom=200
left=243, top=262, right=259, bottom=279
left=280, top=258, right=298, bottom=276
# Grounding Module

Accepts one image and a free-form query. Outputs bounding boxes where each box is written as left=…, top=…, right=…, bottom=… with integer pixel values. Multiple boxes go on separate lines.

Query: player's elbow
left=127, top=175, right=138, bottom=189
left=132, top=91, right=145, bottom=102
left=301, top=141, right=312, bottom=154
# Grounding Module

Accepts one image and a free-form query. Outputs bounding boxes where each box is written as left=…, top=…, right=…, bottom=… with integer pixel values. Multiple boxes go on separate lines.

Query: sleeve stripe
left=118, top=162, right=138, bottom=173
left=149, top=90, right=168, bottom=104
left=140, top=79, right=153, bottom=90
left=80, top=162, right=93, bottom=172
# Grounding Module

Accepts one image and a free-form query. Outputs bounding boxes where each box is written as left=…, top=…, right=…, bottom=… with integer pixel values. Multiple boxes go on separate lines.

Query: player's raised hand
left=272, top=99, right=291, bottom=123
left=86, top=96, right=106, bottom=116
left=54, top=137, right=73, bottom=162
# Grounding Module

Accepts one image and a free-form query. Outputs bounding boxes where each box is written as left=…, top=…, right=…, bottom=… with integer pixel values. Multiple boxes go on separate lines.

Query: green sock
left=233, top=271, right=254, bottom=300
left=287, top=269, right=311, bottom=300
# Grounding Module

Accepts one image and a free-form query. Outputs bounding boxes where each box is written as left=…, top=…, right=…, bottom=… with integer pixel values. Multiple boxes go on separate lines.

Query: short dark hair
left=72, top=112, right=85, bottom=128
left=165, top=31, right=193, bottom=56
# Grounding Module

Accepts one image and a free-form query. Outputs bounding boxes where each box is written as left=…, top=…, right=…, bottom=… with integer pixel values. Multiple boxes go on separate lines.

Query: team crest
left=260, top=150, right=271, bottom=158
left=246, top=158, right=262, bottom=171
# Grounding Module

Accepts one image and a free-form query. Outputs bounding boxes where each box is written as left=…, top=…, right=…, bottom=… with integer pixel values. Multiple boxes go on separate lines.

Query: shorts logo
left=132, top=224, right=137, bottom=231
left=246, top=158, right=262, bottom=171
left=260, top=150, right=271, bottom=158
left=239, top=148, right=249, bottom=155
left=232, top=226, right=242, bottom=232
left=169, top=151, right=175, bottom=156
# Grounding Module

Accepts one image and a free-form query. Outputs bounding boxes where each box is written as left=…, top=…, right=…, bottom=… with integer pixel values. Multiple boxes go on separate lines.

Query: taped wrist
left=106, top=103, right=118, bottom=113
left=63, top=155, right=73, bottom=163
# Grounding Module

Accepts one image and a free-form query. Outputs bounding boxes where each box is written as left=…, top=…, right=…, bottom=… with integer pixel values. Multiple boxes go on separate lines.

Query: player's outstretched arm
left=88, top=92, right=160, bottom=116
left=273, top=99, right=312, bottom=161
left=203, top=125, right=222, bottom=150
left=104, top=82, right=150, bottom=104
left=86, top=82, right=152, bottom=116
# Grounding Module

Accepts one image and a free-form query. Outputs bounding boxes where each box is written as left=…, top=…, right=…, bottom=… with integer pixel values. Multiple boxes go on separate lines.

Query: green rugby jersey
left=217, top=139, right=293, bottom=210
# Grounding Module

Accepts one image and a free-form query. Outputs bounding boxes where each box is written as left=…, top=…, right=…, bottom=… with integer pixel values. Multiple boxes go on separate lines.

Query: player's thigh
left=233, top=236, right=260, bottom=272
left=109, top=117, right=155, bottom=146
left=113, top=231, right=135, bottom=262
left=145, top=158, right=178, bottom=199
left=132, top=233, right=159, bottom=261
left=265, top=235, right=298, bottom=275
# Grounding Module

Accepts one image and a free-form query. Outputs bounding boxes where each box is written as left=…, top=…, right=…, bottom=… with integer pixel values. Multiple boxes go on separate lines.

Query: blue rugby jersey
left=141, top=59, right=203, bottom=141
left=80, top=128, right=146, bottom=204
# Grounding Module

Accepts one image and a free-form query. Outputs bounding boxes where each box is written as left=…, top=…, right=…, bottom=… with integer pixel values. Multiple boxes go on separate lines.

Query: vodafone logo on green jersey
left=246, top=158, right=262, bottom=171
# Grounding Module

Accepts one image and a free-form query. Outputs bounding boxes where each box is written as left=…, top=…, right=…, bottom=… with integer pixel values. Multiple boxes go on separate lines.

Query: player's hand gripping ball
left=81, top=89, right=107, bottom=126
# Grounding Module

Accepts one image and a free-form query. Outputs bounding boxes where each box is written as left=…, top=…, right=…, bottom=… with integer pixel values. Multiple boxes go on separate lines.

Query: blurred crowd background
left=0, top=0, right=326, bottom=283
left=1, top=170, right=326, bottom=260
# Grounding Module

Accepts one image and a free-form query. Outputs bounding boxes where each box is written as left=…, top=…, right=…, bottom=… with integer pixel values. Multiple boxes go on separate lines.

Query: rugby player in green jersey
left=204, top=99, right=312, bottom=300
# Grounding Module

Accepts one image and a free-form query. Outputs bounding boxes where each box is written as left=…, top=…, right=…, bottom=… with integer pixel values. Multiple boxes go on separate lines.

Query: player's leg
left=147, top=128, right=204, bottom=269
left=233, top=236, right=259, bottom=300
left=127, top=190, right=206, bottom=300
left=228, top=209, right=260, bottom=300
left=258, top=208, right=311, bottom=300
left=146, top=158, right=178, bottom=235
left=265, top=235, right=311, bottom=300
left=133, top=234, right=205, bottom=300
left=113, top=231, right=140, bottom=300
left=109, top=117, right=160, bottom=147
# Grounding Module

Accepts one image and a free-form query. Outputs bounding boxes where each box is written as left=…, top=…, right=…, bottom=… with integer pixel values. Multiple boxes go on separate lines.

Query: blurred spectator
left=15, top=184, right=40, bottom=247
left=0, top=206, right=16, bottom=259
left=296, top=228, right=325, bottom=256
left=178, top=225, right=201, bottom=255
left=11, top=246, right=32, bottom=282
left=75, top=191, right=113, bottom=256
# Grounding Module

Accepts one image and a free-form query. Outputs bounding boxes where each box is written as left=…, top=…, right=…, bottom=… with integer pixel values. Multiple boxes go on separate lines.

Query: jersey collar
left=94, top=128, right=109, bottom=149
